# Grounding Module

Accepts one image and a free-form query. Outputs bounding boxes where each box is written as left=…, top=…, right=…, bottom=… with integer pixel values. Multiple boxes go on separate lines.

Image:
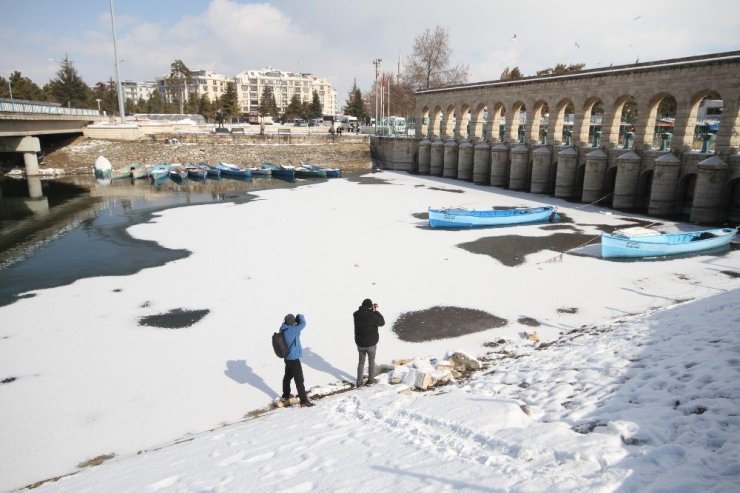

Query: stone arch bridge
left=374, top=51, right=740, bottom=225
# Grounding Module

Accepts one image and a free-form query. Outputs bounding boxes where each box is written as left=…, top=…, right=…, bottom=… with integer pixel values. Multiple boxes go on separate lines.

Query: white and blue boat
left=93, top=155, right=113, bottom=179
left=262, top=162, right=295, bottom=181
left=149, top=163, right=170, bottom=180
left=601, top=227, right=737, bottom=258
left=428, top=206, right=557, bottom=228
left=215, top=162, right=251, bottom=179
left=300, top=162, right=341, bottom=178
left=197, top=162, right=221, bottom=178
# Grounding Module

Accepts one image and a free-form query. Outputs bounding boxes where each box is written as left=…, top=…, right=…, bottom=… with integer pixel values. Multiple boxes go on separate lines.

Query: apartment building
left=157, top=70, right=232, bottom=104
left=234, top=67, right=337, bottom=116
left=121, top=80, right=158, bottom=102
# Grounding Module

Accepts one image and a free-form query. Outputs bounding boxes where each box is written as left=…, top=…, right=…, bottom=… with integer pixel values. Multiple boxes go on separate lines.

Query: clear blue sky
left=2, top=0, right=739, bottom=100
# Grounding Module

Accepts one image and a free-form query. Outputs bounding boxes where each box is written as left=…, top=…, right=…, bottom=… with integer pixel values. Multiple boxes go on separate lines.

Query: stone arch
left=644, top=92, right=677, bottom=149
left=529, top=100, right=549, bottom=144
left=489, top=102, right=506, bottom=142
left=577, top=97, right=604, bottom=147
left=420, top=106, right=430, bottom=139
left=606, top=95, right=638, bottom=149
left=430, top=106, right=443, bottom=139
left=470, top=102, right=487, bottom=141
left=678, top=90, right=723, bottom=152
left=508, top=101, right=526, bottom=142
left=552, top=98, right=575, bottom=146
left=442, top=105, right=455, bottom=139
left=459, top=103, right=472, bottom=140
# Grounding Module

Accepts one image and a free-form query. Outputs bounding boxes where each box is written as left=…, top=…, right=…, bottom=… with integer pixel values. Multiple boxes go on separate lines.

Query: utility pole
left=373, top=58, right=381, bottom=135
left=109, top=0, right=126, bottom=124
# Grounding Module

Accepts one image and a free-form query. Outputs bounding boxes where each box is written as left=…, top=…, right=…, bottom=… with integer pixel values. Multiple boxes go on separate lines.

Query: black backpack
left=272, top=329, right=295, bottom=358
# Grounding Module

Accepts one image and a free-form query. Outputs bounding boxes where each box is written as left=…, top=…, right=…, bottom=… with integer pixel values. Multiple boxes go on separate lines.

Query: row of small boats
left=427, top=206, right=737, bottom=259
left=94, top=156, right=341, bottom=183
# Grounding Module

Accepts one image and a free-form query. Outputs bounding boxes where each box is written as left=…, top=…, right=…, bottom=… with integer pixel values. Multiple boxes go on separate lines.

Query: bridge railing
left=0, top=99, right=99, bottom=116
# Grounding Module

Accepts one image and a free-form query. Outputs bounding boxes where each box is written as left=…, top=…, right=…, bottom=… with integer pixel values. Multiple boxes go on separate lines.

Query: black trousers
left=282, top=358, right=309, bottom=403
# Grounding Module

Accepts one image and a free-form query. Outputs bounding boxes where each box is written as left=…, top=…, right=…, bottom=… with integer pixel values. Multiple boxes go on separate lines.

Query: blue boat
left=169, top=163, right=188, bottom=183
left=215, top=162, right=251, bottom=179
left=428, top=206, right=557, bottom=228
left=198, top=162, right=221, bottom=178
left=601, top=227, right=737, bottom=258
left=300, top=162, right=341, bottom=178
left=149, top=163, right=170, bottom=180
left=262, top=162, right=295, bottom=181
left=295, top=166, right=326, bottom=179
left=93, top=155, right=113, bottom=179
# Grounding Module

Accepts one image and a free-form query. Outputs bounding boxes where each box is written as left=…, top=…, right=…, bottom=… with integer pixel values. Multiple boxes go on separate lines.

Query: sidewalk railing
left=0, top=100, right=99, bottom=116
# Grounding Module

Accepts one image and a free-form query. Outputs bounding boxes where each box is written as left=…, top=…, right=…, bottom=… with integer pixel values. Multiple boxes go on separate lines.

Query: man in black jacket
left=353, top=298, right=385, bottom=387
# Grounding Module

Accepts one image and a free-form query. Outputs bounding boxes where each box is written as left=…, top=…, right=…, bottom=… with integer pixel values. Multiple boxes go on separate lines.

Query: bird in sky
left=633, top=15, right=642, bottom=20
left=511, top=34, right=517, bottom=42
left=575, top=41, right=580, bottom=48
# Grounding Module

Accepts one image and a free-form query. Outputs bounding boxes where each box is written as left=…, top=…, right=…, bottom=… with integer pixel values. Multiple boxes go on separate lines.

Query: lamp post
left=95, top=98, right=102, bottom=114
left=373, top=58, right=381, bottom=135
left=109, top=0, right=126, bottom=124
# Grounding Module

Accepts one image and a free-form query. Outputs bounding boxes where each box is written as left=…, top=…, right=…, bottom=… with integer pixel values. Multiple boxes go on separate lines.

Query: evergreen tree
left=219, top=81, right=239, bottom=120
left=309, top=90, right=323, bottom=119
left=198, top=93, right=213, bottom=121
left=147, top=91, right=164, bottom=113
left=344, top=80, right=367, bottom=120
left=258, top=86, right=279, bottom=119
left=285, top=94, right=303, bottom=120
left=0, top=71, right=45, bottom=100
left=91, top=79, right=118, bottom=116
left=500, top=66, right=523, bottom=80
left=47, top=55, right=91, bottom=108
left=168, top=59, right=192, bottom=114
left=135, top=97, right=147, bottom=114
left=185, top=92, right=199, bottom=114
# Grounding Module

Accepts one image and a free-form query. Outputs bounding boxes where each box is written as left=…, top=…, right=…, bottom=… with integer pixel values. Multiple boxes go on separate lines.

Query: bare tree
left=403, top=26, right=469, bottom=90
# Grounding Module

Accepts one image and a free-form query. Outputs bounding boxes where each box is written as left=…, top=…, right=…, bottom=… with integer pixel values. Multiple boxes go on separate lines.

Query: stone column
left=554, top=147, right=578, bottom=198
left=508, top=145, right=530, bottom=191
left=473, top=141, right=492, bottom=184
left=23, top=152, right=41, bottom=176
left=648, top=153, right=681, bottom=217
left=417, top=139, right=431, bottom=174
left=581, top=149, right=608, bottom=203
left=530, top=146, right=553, bottom=194
left=691, top=155, right=728, bottom=224
left=430, top=139, right=445, bottom=176
left=457, top=140, right=474, bottom=181
left=490, top=143, right=509, bottom=186
left=612, top=151, right=642, bottom=210
left=443, top=139, right=459, bottom=178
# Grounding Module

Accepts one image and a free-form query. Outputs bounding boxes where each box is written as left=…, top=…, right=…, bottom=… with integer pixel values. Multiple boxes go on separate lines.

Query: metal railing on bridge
left=0, top=98, right=99, bottom=117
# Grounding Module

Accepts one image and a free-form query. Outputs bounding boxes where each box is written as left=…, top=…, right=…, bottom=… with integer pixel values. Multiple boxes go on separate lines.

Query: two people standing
left=353, top=298, right=385, bottom=387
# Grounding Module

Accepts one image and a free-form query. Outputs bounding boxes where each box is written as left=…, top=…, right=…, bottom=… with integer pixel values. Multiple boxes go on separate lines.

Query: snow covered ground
left=1, top=171, right=739, bottom=492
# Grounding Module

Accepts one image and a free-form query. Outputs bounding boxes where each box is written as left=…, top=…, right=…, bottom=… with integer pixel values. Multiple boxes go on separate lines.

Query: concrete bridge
left=374, top=51, right=740, bottom=225
left=0, top=99, right=102, bottom=175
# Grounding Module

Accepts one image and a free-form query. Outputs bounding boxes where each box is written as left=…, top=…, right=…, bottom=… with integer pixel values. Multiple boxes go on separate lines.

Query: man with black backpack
left=279, top=313, right=314, bottom=408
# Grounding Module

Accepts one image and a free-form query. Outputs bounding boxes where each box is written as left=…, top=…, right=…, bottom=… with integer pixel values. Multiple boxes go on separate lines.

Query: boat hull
left=428, top=206, right=557, bottom=228
left=601, top=228, right=737, bottom=258
left=215, top=162, right=251, bottom=179
left=149, top=164, right=170, bottom=181
left=262, top=162, right=295, bottom=181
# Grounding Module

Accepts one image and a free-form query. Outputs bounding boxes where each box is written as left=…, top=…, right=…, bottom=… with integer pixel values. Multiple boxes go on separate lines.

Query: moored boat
left=149, top=163, right=170, bottom=180
left=93, top=155, right=113, bottom=179
left=246, top=167, right=272, bottom=177
left=600, top=227, right=737, bottom=258
left=198, top=162, right=221, bottom=178
left=169, top=163, right=188, bottom=182
left=295, top=165, right=327, bottom=179
left=300, top=162, right=341, bottom=178
left=262, top=162, right=295, bottom=181
left=215, top=162, right=251, bottom=179
left=111, top=163, right=147, bottom=180
left=428, top=206, right=557, bottom=228
left=184, top=163, right=207, bottom=180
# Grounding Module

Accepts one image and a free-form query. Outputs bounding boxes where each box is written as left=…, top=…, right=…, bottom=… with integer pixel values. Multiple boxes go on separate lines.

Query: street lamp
left=109, top=0, right=126, bottom=124
left=95, top=98, right=102, bottom=114
left=373, top=58, right=381, bottom=135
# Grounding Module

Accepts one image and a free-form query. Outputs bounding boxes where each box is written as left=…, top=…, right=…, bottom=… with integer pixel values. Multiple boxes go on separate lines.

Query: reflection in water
left=0, top=173, right=305, bottom=307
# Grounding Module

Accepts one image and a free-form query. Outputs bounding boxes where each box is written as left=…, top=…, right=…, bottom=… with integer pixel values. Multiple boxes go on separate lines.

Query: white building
left=234, top=67, right=337, bottom=116
left=157, top=70, right=233, bottom=104
left=121, top=80, right=158, bottom=102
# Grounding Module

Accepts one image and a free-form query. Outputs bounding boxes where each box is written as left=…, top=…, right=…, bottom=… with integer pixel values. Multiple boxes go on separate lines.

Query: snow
left=1, top=171, right=739, bottom=492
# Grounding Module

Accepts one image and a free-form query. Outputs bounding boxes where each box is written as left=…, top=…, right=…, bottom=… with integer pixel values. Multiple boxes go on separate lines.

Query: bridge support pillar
left=0, top=136, right=41, bottom=176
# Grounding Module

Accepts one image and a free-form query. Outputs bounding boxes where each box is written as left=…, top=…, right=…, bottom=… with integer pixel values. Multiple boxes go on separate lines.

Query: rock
left=392, top=358, right=414, bottom=366
left=448, top=352, right=481, bottom=373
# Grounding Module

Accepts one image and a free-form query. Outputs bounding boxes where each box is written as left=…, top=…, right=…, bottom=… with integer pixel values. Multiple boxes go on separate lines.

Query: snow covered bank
left=1, top=171, right=738, bottom=491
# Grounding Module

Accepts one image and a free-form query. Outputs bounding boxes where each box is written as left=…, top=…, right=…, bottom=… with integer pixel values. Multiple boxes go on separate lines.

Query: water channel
left=0, top=174, right=308, bottom=307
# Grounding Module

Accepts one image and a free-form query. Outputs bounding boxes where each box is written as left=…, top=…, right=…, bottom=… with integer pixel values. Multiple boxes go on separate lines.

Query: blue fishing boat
left=428, top=206, right=557, bottom=228
left=262, top=162, right=295, bottom=181
left=247, top=167, right=272, bottom=177
left=300, top=162, right=341, bottom=178
left=149, top=163, right=170, bottom=180
left=93, top=155, right=113, bottom=179
left=197, top=162, right=221, bottom=178
left=295, top=166, right=327, bottom=179
left=215, top=162, right=251, bottom=179
left=169, top=163, right=188, bottom=183
left=601, top=227, right=737, bottom=258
